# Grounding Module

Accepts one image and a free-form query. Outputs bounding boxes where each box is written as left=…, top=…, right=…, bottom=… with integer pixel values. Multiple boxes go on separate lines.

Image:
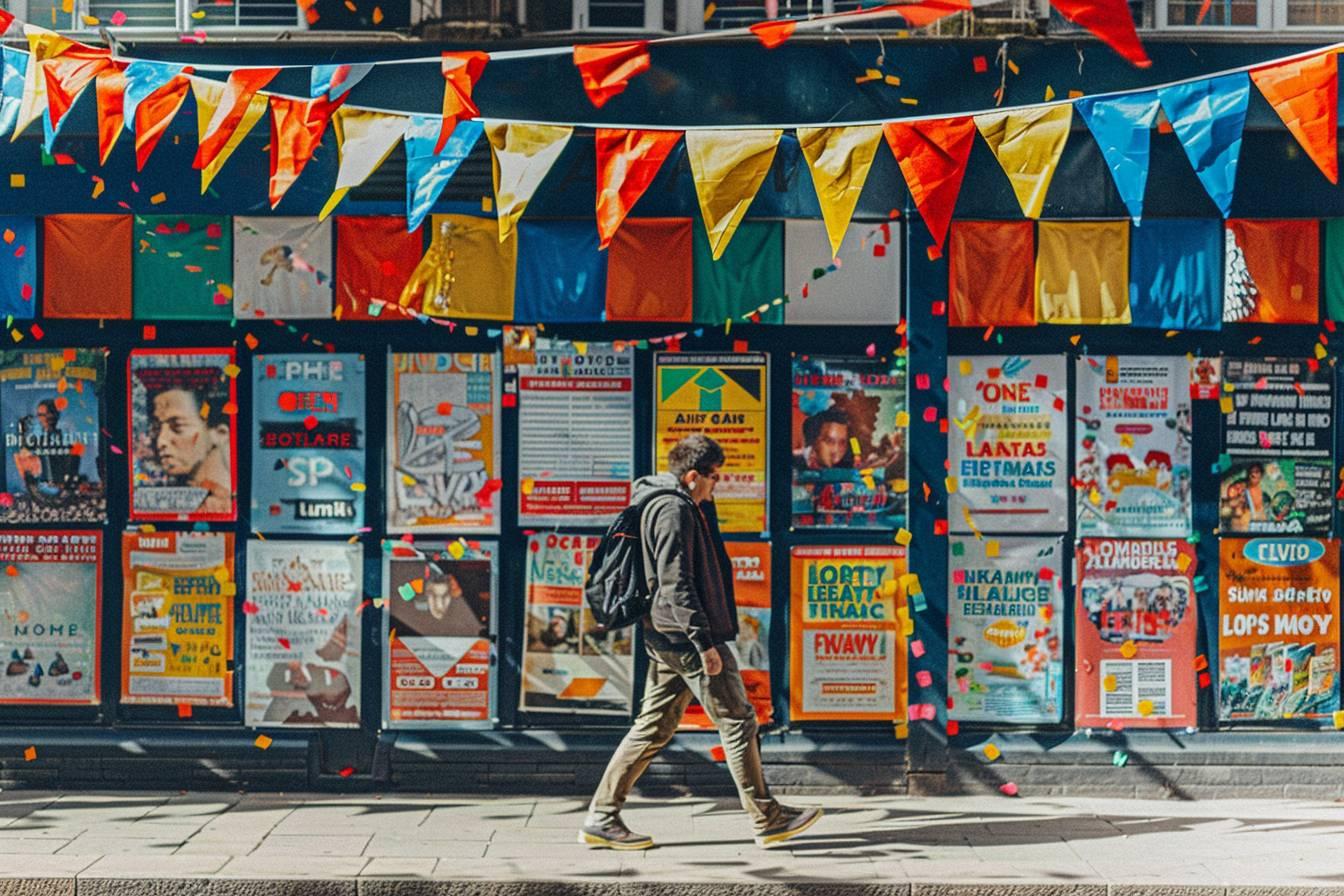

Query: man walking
left=580, top=434, right=823, bottom=850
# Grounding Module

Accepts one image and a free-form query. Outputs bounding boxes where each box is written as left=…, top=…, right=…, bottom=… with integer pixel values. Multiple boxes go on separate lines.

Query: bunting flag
left=486, top=121, right=574, bottom=243
left=310, top=63, right=374, bottom=102
left=685, top=128, right=782, bottom=261
left=1074, top=91, right=1159, bottom=221
left=95, top=68, right=125, bottom=165
left=319, top=108, right=409, bottom=220
left=39, top=44, right=113, bottom=151
left=1250, top=52, right=1338, bottom=185
left=893, top=0, right=971, bottom=27
left=594, top=128, right=682, bottom=249
left=882, top=117, right=975, bottom=255
left=573, top=41, right=651, bottom=108
left=0, top=10, right=14, bottom=36
left=193, top=68, right=280, bottom=182
left=797, top=125, right=883, bottom=257
left=0, top=48, right=28, bottom=139
left=130, top=66, right=192, bottom=170
left=749, top=19, right=796, bottom=48
left=438, top=51, right=489, bottom=154
left=1049, top=0, right=1152, bottom=68
left=15, top=27, right=74, bottom=140
left=975, top=105, right=1072, bottom=219
left=269, top=94, right=343, bottom=208
left=1158, top=72, right=1250, bottom=218
left=406, top=114, right=484, bottom=232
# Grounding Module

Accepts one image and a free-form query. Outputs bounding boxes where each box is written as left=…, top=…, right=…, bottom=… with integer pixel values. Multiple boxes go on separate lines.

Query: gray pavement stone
left=79, top=881, right=356, bottom=896
left=0, top=881, right=74, bottom=896
left=0, top=838, right=67, bottom=853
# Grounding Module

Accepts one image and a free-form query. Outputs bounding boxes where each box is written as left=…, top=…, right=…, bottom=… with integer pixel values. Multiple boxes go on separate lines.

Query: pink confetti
left=915, top=670, right=932, bottom=687
left=910, top=639, right=925, bottom=658
left=999, top=782, right=1019, bottom=797
left=110, top=9, right=127, bottom=24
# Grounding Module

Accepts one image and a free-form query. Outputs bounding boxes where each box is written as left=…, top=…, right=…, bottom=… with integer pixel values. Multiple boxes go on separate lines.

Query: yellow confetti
left=1176, top=553, right=1192, bottom=572
left=573, top=341, right=588, bottom=354
left=895, top=411, right=909, bottom=427
left=447, top=541, right=466, bottom=559
left=350, top=482, right=366, bottom=493
left=1334, top=710, right=1344, bottom=730
left=1088, top=487, right=1101, bottom=506
left=1316, top=343, right=1328, bottom=360
left=1102, top=674, right=1117, bottom=693
left=1119, top=640, right=1138, bottom=659
left=982, top=743, right=1001, bottom=761
left=1006, top=59, right=1020, bottom=75
left=223, top=363, right=240, bottom=378
left=702, top=0, right=716, bottom=19
left=899, top=573, right=922, bottom=596
left=958, top=359, right=973, bottom=376
left=1137, top=699, right=1154, bottom=717
left=895, top=528, right=913, bottom=546
left=150, top=192, right=167, bottom=205
left=1044, top=84, right=1055, bottom=101
left=9, top=174, right=23, bottom=188
left=1119, top=434, right=1134, bottom=449
left=1220, top=396, right=1234, bottom=414
left=849, top=437, right=861, bottom=457
left=899, top=97, right=919, bottom=106
left=883, top=74, right=901, bottom=86
left=401, top=473, right=416, bottom=486
left=985, top=540, right=999, bottom=558
left=254, top=735, right=272, bottom=750
left=8, top=329, right=20, bottom=343
left=218, top=283, right=233, bottom=298
left=480, top=196, right=493, bottom=213
left=944, top=476, right=958, bottom=494
left=891, top=478, right=909, bottom=494
left=221, top=582, right=237, bottom=596
left=465, top=326, right=479, bottom=336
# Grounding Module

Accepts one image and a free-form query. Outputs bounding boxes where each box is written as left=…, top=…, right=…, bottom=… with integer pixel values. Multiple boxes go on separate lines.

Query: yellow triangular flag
left=485, top=121, right=573, bottom=243
left=974, top=105, right=1073, bottom=219
left=319, top=107, right=408, bottom=220
left=685, top=129, right=782, bottom=261
left=15, top=26, right=76, bottom=141
left=797, top=125, right=883, bottom=257
left=191, top=76, right=269, bottom=194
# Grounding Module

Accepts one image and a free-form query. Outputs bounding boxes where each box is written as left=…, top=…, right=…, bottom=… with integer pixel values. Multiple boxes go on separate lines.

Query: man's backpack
left=584, top=488, right=692, bottom=630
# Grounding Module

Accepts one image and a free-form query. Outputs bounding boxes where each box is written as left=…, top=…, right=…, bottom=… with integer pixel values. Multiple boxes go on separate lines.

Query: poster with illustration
left=0, top=349, right=106, bottom=523
left=1075, top=356, right=1191, bottom=537
left=791, top=355, right=906, bottom=529
left=233, top=217, right=333, bottom=319
left=1074, top=538, right=1198, bottom=729
left=949, top=355, right=1067, bottom=534
left=128, top=348, right=237, bottom=522
left=244, top=541, right=362, bottom=728
left=252, top=354, right=366, bottom=533
left=1219, top=537, right=1340, bottom=721
left=386, top=353, right=501, bottom=533
left=0, top=531, right=100, bottom=705
left=948, top=536, right=1063, bottom=724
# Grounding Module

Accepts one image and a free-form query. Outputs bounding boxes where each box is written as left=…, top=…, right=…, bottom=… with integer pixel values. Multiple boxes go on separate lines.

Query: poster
left=383, top=540, right=496, bottom=727
left=252, top=354, right=366, bottom=534
left=519, top=533, right=633, bottom=715
left=1219, top=358, right=1334, bottom=534
left=1219, top=537, right=1340, bottom=721
left=386, top=352, right=501, bottom=533
left=1074, top=538, right=1198, bottom=728
left=517, top=340, right=634, bottom=527
left=233, top=217, right=333, bottom=319
left=120, top=532, right=234, bottom=707
left=0, top=349, right=106, bottom=524
left=128, top=348, right=237, bottom=522
left=0, top=531, right=100, bottom=705
left=244, top=541, right=363, bottom=728
left=1075, top=356, right=1192, bottom=537
left=790, top=355, right=907, bottom=529
left=789, top=545, right=907, bottom=722
left=654, top=352, right=768, bottom=533
left=949, top=355, right=1067, bottom=534
left=948, top=536, right=1064, bottom=724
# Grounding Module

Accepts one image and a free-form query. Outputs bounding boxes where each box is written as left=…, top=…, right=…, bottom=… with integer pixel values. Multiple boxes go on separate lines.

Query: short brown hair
left=668, top=434, right=725, bottom=478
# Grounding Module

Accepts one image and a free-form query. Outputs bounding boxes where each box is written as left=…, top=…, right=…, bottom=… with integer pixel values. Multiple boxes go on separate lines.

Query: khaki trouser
left=589, top=645, right=784, bottom=833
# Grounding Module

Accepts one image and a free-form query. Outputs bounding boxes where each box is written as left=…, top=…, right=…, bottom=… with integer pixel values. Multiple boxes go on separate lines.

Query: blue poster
left=251, top=353, right=366, bottom=533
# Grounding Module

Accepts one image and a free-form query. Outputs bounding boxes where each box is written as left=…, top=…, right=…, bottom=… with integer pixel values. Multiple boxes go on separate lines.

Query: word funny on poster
left=790, top=355, right=907, bottom=529
left=128, top=348, right=237, bottom=522
left=654, top=352, right=768, bottom=533
left=789, top=545, right=907, bottom=723
left=0, top=349, right=106, bottom=524
left=1219, top=538, right=1340, bottom=721
left=949, top=355, right=1067, bottom=534
left=949, top=537, right=1064, bottom=724
left=1075, top=356, right=1192, bottom=537
left=0, top=531, right=100, bottom=705
left=517, top=340, right=634, bottom=527
left=386, top=353, right=501, bottom=533
left=383, top=541, right=496, bottom=727
left=244, top=541, right=363, bottom=728
left=1219, top=358, right=1334, bottom=534
left=520, top=533, right=633, bottom=716
left=252, top=354, right=366, bottom=534
left=1075, top=538, right=1198, bottom=729
left=121, top=532, right=234, bottom=707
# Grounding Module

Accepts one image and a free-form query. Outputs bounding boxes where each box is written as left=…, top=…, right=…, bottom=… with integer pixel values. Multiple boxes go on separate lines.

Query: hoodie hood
left=632, top=472, right=685, bottom=503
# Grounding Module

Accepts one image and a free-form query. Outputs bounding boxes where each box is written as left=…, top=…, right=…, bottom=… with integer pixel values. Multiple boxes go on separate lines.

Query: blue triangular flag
left=405, top=115, right=484, bottom=231
left=1076, top=90, right=1159, bottom=222
left=311, top=63, right=374, bottom=101
left=122, top=60, right=186, bottom=132
left=1158, top=72, right=1251, bottom=219
left=0, top=48, right=27, bottom=139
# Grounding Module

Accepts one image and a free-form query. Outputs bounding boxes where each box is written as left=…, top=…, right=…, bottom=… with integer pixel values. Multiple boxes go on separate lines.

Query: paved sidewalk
left=1, top=791, right=1344, bottom=894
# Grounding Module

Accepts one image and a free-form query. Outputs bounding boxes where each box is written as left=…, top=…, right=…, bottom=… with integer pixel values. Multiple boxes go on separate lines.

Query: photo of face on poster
left=1081, top=568, right=1192, bottom=645
left=1219, top=460, right=1327, bottom=533
left=388, top=557, right=490, bottom=640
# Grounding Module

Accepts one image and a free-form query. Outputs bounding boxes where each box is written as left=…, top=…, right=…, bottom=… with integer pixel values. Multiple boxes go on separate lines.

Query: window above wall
left=1153, top=0, right=1344, bottom=30
left=13, top=0, right=306, bottom=32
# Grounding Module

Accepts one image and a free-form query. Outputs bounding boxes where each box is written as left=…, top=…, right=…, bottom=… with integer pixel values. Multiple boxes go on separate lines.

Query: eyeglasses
left=703, top=472, right=721, bottom=482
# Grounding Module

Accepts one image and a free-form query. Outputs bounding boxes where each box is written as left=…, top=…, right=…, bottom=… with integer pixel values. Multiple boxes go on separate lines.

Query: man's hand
left=700, top=646, right=723, bottom=676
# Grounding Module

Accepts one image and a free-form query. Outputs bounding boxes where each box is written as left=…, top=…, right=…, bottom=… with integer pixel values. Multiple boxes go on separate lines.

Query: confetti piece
left=998, top=782, right=1018, bottom=797
left=4, top=565, right=16, bottom=577
left=23, top=746, right=36, bottom=761
left=910, top=639, right=925, bottom=657
left=985, top=540, right=999, bottom=558
left=1194, top=654, right=1208, bottom=671
left=254, top=735, right=272, bottom=750
left=1112, top=750, right=1128, bottom=767
left=915, top=669, right=932, bottom=687
left=111, top=8, right=127, bottom=23
left=944, top=476, right=957, bottom=494
left=1119, top=640, right=1138, bottom=659
left=224, top=363, right=240, bottom=378
left=1137, top=699, right=1154, bottom=717
left=1334, top=710, right=1344, bottom=730
left=9, top=174, right=23, bottom=188
left=895, top=527, right=912, bottom=546
left=245, top=333, right=259, bottom=350
left=1102, top=674, right=1117, bottom=692
left=177, top=703, right=193, bottom=718
left=150, top=192, right=167, bottom=205
left=143, top=325, right=157, bottom=341
left=982, top=742, right=1001, bottom=761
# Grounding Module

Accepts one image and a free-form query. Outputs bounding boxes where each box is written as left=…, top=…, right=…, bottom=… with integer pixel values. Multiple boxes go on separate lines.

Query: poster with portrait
left=128, top=348, right=237, bottom=522
left=949, top=355, right=1067, bottom=534
left=1219, top=358, right=1333, bottom=535
left=383, top=540, right=496, bottom=727
left=654, top=352, right=768, bottom=533
left=0, top=531, right=100, bottom=705
left=1075, top=356, right=1192, bottom=537
left=948, top=536, right=1064, bottom=724
left=1219, top=537, right=1340, bottom=721
left=0, top=349, right=106, bottom=524
left=386, top=353, right=501, bottom=533
left=517, top=340, right=634, bottom=527
left=790, top=355, right=906, bottom=530
left=789, top=545, right=907, bottom=722
left=252, top=354, right=366, bottom=534
left=120, top=531, right=234, bottom=707
left=1074, top=538, right=1198, bottom=729
left=244, top=541, right=362, bottom=728
left=519, top=533, right=633, bottom=715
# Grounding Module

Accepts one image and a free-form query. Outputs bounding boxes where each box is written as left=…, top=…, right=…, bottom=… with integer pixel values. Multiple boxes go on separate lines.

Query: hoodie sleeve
left=644, top=496, right=715, bottom=653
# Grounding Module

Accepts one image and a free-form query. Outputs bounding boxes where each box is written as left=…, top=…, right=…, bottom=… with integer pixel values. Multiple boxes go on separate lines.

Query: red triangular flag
left=438, top=51, right=489, bottom=154
left=0, top=9, right=15, bottom=35
left=883, top=117, right=976, bottom=253
left=194, top=68, right=281, bottom=172
left=595, top=128, right=683, bottom=249
left=1251, top=51, right=1338, bottom=185
left=135, top=71, right=192, bottom=171
left=573, top=41, right=650, bottom=109
left=893, top=0, right=970, bottom=27
left=749, top=19, right=796, bottom=49
left=269, top=94, right=343, bottom=208
left=1048, top=0, right=1151, bottom=68
left=40, top=45, right=114, bottom=132
left=95, top=67, right=125, bottom=166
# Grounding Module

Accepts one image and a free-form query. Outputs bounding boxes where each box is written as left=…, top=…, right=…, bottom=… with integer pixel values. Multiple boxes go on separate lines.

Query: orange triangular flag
left=40, top=44, right=113, bottom=132
left=749, top=19, right=796, bottom=48
left=95, top=67, right=125, bottom=166
left=269, top=94, right=342, bottom=207
left=893, top=0, right=970, bottom=27
left=1251, top=51, right=1338, bottom=184
left=135, top=71, right=191, bottom=171
left=195, top=68, right=281, bottom=173
left=595, top=128, right=682, bottom=249
left=883, top=117, right=976, bottom=253
left=438, top=51, right=488, bottom=154
left=573, top=41, right=650, bottom=109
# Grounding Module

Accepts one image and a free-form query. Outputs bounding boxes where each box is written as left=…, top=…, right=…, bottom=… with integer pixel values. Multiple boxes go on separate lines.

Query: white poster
left=233, top=217, right=333, bottom=319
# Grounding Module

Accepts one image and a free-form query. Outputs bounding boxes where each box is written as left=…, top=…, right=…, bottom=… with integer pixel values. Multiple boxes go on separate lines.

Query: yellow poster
left=653, top=352, right=768, bottom=533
